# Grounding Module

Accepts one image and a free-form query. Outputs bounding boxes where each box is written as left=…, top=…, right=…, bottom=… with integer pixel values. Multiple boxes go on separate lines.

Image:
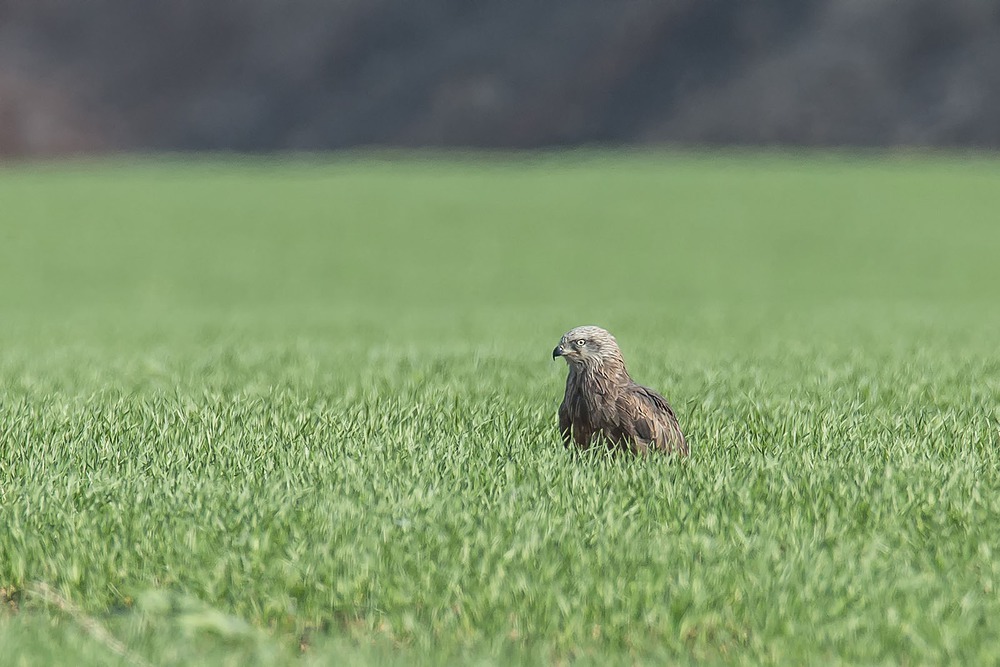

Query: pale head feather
left=557, top=325, right=624, bottom=368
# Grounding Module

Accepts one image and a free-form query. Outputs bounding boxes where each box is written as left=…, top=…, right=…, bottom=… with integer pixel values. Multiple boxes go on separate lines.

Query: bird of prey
left=552, top=325, right=688, bottom=456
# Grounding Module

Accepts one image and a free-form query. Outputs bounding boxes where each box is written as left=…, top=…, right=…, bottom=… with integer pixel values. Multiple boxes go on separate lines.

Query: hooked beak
left=552, top=345, right=565, bottom=360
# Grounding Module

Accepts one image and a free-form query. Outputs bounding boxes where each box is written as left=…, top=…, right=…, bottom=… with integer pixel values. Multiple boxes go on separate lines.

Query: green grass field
left=1, top=152, right=999, bottom=665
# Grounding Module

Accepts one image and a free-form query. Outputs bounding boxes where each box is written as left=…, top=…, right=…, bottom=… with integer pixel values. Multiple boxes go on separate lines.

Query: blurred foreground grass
left=1, top=152, right=999, bottom=665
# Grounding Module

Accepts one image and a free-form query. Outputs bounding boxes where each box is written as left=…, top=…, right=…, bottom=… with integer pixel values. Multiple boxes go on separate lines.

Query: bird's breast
left=567, top=371, right=622, bottom=427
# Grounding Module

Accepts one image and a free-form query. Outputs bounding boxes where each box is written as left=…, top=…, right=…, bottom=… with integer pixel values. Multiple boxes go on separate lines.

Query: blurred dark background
left=3, top=0, right=1000, bottom=157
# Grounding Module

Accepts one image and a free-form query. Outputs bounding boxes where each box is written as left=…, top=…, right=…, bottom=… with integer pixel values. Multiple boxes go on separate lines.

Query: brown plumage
left=553, top=325, right=688, bottom=456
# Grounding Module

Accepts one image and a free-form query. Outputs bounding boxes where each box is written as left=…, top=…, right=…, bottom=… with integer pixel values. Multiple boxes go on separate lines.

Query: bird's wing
left=623, top=383, right=688, bottom=455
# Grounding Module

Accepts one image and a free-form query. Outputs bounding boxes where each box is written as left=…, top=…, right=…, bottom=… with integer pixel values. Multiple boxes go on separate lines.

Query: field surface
left=1, top=152, right=999, bottom=665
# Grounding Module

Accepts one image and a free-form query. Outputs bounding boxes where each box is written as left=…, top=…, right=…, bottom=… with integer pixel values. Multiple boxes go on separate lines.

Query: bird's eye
left=575, top=339, right=586, bottom=347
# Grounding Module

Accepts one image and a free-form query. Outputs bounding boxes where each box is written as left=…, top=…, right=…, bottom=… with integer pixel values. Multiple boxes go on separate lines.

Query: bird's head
left=552, top=325, right=622, bottom=368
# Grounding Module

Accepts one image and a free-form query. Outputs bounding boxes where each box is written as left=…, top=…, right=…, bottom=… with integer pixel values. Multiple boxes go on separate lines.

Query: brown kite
left=553, top=326, right=688, bottom=456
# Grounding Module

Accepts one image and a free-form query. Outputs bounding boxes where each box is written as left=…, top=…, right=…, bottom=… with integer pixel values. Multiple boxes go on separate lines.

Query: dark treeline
left=2, top=0, right=999, bottom=156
